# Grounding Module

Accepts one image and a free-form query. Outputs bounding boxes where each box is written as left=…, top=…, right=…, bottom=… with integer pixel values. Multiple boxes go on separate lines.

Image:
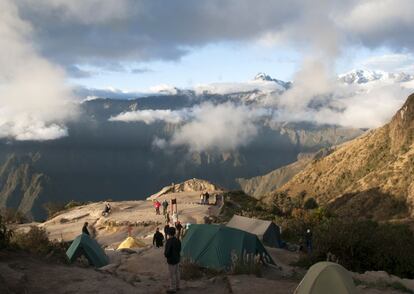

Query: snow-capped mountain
left=338, top=69, right=414, bottom=84
left=254, top=72, right=292, bottom=89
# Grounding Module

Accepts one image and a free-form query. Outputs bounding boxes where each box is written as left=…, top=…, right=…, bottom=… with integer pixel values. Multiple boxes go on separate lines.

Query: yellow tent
left=117, top=237, right=146, bottom=250
left=295, top=262, right=357, bottom=294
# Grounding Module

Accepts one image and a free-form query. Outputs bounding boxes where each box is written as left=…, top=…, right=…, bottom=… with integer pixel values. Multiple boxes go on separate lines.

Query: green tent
left=66, top=233, right=108, bottom=267
left=181, top=224, right=274, bottom=270
left=294, top=262, right=357, bottom=294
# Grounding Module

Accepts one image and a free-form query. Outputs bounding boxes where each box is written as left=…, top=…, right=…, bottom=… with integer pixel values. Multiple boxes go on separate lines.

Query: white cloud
left=109, top=109, right=185, bottom=124
left=170, top=103, right=265, bottom=152
left=362, top=54, right=414, bottom=73
left=194, top=80, right=285, bottom=95
left=0, top=0, right=77, bottom=141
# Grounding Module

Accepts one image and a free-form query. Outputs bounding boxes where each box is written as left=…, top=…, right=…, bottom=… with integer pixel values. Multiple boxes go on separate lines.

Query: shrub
left=43, top=202, right=65, bottom=219
left=0, top=214, right=13, bottom=249
left=12, top=226, right=51, bottom=255
left=180, top=258, right=204, bottom=280
left=303, top=198, right=319, bottom=210
left=303, top=219, right=414, bottom=278
left=230, top=251, right=263, bottom=277
left=2, top=208, right=28, bottom=224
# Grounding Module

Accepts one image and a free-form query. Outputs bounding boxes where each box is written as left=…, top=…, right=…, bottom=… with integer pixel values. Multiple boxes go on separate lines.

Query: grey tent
left=226, top=215, right=282, bottom=248
left=294, top=262, right=357, bottom=294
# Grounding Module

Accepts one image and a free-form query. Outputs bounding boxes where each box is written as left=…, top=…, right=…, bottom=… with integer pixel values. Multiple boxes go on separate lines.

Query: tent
left=294, top=262, right=357, bottom=294
left=117, top=237, right=146, bottom=250
left=226, top=215, right=282, bottom=248
left=181, top=224, right=275, bottom=270
left=66, top=233, right=108, bottom=267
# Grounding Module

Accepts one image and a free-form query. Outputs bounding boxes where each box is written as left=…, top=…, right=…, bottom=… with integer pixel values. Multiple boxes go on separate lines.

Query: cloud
left=194, top=80, right=285, bottom=95
left=149, top=84, right=178, bottom=95
left=131, top=67, right=153, bottom=74
left=109, top=109, right=185, bottom=124
left=270, top=80, right=413, bottom=129
left=361, top=54, right=414, bottom=73
left=170, top=103, right=266, bottom=152
left=339, top=0, right=414, bottom=50
left=0, top=0, right=77, bottom=141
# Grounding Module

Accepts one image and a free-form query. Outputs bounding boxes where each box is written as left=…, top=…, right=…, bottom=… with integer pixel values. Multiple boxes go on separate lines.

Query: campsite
left=2, top=180, right=414, bottom=294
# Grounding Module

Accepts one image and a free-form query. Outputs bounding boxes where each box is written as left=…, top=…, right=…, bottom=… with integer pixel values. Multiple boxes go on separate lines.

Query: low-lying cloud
left=109, top=109, right=185, bottom=124
left=170, top=103, right=265, bottom=152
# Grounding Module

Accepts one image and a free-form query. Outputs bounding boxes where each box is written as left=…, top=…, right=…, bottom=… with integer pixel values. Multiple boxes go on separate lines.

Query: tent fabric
left=226, top=215, right=282, bottom=248
left=66, top=233, right=108, bottom=267
left=181, top=224, right=275, bottom=270
left=294, top=262, right=357, bottom=294
left=117, top=237, right=146, bottom=250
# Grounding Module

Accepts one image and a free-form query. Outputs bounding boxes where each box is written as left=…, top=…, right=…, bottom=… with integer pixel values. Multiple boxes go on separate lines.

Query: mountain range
left=1, top=69, right=412, bottom=220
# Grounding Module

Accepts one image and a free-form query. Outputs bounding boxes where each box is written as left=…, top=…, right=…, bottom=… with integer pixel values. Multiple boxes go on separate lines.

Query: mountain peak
left=254, top=72, right=274, bottom=82
left=253, top=73, right=291, bottom=89
left=339, top=69, right=414, bottom=84
left=389, top=93, right=414, bottom=151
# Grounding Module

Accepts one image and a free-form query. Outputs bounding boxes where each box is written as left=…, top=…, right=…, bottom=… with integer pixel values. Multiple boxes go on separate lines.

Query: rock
left=98, top=263, right=119, bottom=273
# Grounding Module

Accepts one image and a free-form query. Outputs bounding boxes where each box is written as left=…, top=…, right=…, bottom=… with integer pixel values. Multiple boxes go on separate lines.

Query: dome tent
left=295, top=262, right=357, bottom=294
left=181, top=224, right=275, bottom=271
left=66, top=233, right=108, bottom=267
left=117, top=236, right=146, bottom=250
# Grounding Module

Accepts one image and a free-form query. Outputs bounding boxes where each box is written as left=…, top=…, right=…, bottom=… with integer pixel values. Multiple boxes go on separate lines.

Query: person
left=82, top=222, right=90, bottom=235
left=200, top=193, right=204, bottom=205
left=305, top=228, right=313, bottom=253
left=171, top=198, right=177, bottom=214
left=162, top=199, right=169, bottom=215
left=153, top=228, right=165, bottom=248
left=165, top=211, right=170, bottom=224
left=205, top=192, right=210, bottom=205
left=102, top=202, right=111, bottom=216
left=175, top=221, right=183, bottom=240
left=154, top=200, right=161, bottom=215
left=164, top=227, right=181, bottom=293
left=164, top=223, right=170, bottom=238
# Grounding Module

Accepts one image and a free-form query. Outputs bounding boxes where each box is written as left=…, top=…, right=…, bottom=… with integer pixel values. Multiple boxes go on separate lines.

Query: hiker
left=154, top=200, right=161, bottom=215
left=82, top=222, right=90, bottom=235
left=171, top=198, right=177, bottom=214
left=164, top=223, right=170, bottom=238
left=102, top=202, right=111, bottom=216
left=162, top=199, right=169, bottom=215
left=175, top=221, right=183, bottom=240
left=305, top=229, right=313, bottom=253
left=164, top=227, right=181, bottom=293
left=153, top=228, right=165, bottom=248
left=205, top=192, right=210, bottom=205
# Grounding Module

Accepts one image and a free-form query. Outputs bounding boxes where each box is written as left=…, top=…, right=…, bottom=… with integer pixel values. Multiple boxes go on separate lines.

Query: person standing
left=162, top=199, right=169, bottom=215
left=82, top=222, right=90, bottom=235
left=164, top=223, right=170, bottom=238
left=175, top=221, right=183, bottom=240
left=164, top=227, right=181, bottom=293
left=305, top=229, right=313, bottom=254
left=153, top=228, right=164, bottom=248
left=154, top=200, right=161, bottom=215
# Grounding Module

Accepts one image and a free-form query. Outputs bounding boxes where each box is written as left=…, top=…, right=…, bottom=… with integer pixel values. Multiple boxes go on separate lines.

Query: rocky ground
left=4, top=189, right=414, bottom=293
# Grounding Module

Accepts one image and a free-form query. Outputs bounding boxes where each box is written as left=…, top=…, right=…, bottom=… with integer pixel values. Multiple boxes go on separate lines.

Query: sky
left=2, top=0, right=414, bottom=142
left=3, top=0, right=414, bottom=92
